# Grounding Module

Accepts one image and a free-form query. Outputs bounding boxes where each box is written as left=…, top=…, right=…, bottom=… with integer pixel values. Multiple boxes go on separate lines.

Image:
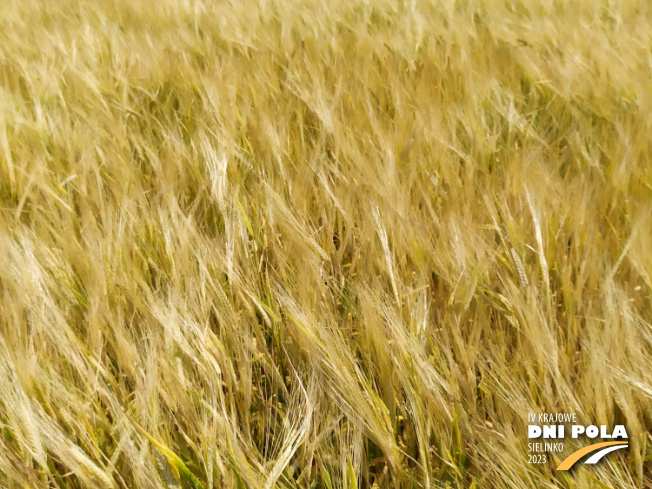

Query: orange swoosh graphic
left=556, top=441, right=628, bottom=470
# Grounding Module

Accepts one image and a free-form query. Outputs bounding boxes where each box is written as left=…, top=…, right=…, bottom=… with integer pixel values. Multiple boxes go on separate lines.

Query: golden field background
left=0, top=0, right=651, bottom=487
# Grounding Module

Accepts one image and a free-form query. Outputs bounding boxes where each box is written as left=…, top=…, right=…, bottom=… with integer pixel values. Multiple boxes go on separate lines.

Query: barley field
left=0, top=0, right=651, bottom=488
